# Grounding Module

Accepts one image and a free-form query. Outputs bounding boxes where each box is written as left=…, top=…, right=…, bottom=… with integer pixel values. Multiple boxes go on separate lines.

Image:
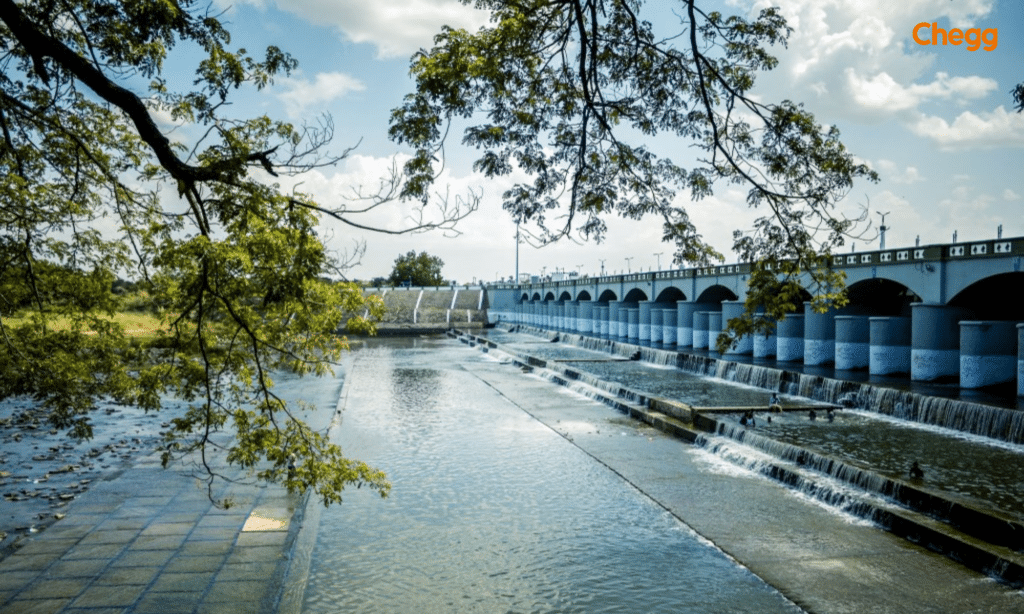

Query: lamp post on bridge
left=599, top=259, right=606, bottom=276
left=515, top=221, right=520, bottom=284
left=877, top=211, right=890, bottom=250
left=625, top=257, right=633, bottom=273
left=654, top=252, right=663, bottom=271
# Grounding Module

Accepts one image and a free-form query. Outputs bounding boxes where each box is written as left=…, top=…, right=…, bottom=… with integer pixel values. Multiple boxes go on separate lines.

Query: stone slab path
left=0, top=450, right=299, bottom=614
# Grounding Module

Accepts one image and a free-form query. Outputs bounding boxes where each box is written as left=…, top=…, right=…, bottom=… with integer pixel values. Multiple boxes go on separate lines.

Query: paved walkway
left=0, top=448, right=300, bottom=614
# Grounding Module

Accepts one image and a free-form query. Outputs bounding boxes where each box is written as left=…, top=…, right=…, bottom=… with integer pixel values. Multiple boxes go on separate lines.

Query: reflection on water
left=301, top=338, right=801, bottom=613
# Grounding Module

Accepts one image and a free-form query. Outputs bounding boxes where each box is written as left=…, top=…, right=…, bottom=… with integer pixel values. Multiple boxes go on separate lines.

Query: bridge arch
left=558, top=290, right=572, bottom=301
left=622, top=288, right=649, bottom=303
left=597, top=289, right=618, bottom=302
left=846, top=278, right=921, bottom=316
left=531, top=292, right=541, bottom=301
left=577, top=290, right=592, bottom=301
left=696, top=285, right=738, bottom=304
left=543, top=291, right=555, bottom=301
left=948, top=272, right=1024, bottom=320
left=655, top=286, right=686, bottom=303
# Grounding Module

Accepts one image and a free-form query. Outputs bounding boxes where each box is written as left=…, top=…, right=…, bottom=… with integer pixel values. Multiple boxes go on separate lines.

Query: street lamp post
left=515, top=222, right=520, bottom=283
left=654, top=252, right=663, bottom=271
left=625, top=257, right=633, bottom=273
left=876, top=211, right=890, bottom=250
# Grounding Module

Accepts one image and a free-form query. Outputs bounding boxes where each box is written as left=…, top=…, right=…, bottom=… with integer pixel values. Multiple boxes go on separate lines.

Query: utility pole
left=599, top=259, right=606, bottom=276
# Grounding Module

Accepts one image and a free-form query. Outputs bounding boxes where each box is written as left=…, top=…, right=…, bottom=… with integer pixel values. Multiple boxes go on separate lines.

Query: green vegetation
left=0, top=1, right=481, bottom=506
left=389, top=0, right=879, bottom=351
left=388, top=251, right=447, bottom=287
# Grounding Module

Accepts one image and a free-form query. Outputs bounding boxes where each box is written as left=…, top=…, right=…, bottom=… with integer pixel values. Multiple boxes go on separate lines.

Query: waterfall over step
left=549, top=329, right=1024, bottom=445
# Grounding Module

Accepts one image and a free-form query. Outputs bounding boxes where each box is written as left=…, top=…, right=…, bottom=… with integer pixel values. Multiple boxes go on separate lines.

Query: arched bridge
left=485, top=235, right=1024, bottom=394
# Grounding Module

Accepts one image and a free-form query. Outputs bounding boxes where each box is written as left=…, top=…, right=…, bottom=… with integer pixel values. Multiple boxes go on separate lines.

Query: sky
left=182, top=0, right=1022, bottom=283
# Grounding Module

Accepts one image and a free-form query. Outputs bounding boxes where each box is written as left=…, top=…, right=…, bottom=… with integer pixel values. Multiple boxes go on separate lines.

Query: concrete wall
left=359, top=287, right=489, bottom=332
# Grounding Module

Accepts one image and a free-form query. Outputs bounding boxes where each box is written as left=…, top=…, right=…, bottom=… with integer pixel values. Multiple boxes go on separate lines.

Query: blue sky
left=181, top=0, right=1023, bottom=283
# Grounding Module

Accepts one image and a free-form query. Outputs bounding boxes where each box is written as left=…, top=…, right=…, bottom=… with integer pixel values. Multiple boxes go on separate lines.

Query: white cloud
left=846, top=71, right=996, bottom=115
left=910, top=106, right=1024, bottom=150
left=739, top=0, right=1000, bottom=124
left=227, top=0, right=489, bottom=58
left=874, top=160, right=924, bottom=184
left=278, top=72, right=366, bottom=118
left=1004, top=189, right=1022, bottom=201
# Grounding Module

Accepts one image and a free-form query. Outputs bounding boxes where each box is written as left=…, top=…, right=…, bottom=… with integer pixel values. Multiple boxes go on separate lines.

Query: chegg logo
left=913, top=22, right=998, bottom=51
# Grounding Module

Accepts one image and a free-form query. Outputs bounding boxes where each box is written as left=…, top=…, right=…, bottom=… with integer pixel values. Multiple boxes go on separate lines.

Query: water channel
left=296, top=337, right=800, bottom=613
left=288, top=333, right=1024, bottom=613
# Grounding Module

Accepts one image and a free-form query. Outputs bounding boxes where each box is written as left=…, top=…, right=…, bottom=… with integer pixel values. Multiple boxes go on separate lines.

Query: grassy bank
left=1, top=311, right=166, bottom=338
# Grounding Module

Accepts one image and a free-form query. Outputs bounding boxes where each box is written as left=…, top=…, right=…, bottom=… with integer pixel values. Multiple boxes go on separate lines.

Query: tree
left=388, top=251, right=446, bottom=286
left=1014, top=82, right=1023, bottom=113
left=0, top=1, right=478, bottom=506
left=389, top=0, right=879, bottom=350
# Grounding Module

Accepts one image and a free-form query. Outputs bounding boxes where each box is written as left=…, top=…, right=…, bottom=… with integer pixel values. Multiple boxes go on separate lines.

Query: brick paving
left=0, top=449, right=300, bottom=614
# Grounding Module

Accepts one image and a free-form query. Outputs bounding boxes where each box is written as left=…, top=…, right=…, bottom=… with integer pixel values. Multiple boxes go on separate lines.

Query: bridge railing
left=487, top=235, right=1023, bottom=290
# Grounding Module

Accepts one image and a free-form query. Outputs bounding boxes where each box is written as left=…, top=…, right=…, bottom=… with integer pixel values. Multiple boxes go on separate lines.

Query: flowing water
left=485, top=328, right=1024, bottom=525
left=298, top=337, right=803, bottom=613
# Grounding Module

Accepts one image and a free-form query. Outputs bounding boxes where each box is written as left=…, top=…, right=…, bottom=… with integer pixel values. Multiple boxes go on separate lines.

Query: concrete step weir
left=453, top=327, right=1024, bottom=587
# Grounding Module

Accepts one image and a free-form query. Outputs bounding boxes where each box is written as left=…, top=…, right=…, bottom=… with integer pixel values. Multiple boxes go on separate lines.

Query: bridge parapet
left=490, top=236, right=1024, bottom=303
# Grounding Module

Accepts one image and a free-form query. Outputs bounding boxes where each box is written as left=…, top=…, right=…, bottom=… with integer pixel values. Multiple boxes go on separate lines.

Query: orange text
left=913, top=22, right=998, bottom=51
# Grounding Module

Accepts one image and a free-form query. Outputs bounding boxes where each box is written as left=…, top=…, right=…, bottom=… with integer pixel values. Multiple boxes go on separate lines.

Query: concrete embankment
left=453, top=328, right=1024, bottom=589
left=355, top=286, right=488, bottom=334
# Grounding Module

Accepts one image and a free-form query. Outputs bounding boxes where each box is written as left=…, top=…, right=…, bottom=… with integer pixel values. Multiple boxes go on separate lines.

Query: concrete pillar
left=607, top=301, right=623, bottom=340
left=555, top=301, right=566, bottom=331
left=617, top=304, right=631, bottom=340
left=678, top=302, right=716, bottom=348
left=1019, top=324, right=1024, bottom=396
left=753, top=331, right=777, bottom=358
left=693, top=311, right=710, bottom=349
left=661, top=308, right=678, bottom=349
left=627, top=308, right=640, bottom=343
left=638, top=301, right=654, bottom=346
left=722, top=301, right=753, bottom=356
left=912, top=303, right=972, bottom=381
left=594, top=305, right=608, bottom=338
left=869, top=317, right=911, bottom=375
left=835, top=316, right=870, bottom=370
left=650, top=308, right=663, bottom=347
left=578, top=301, right=593, bottom=336
left=776, top=314, right=805, bottom=362
left=708, top=311, right=723, bottom=353
left=803, top=302, right=836, bottom=366
left=960, top=321, right=1019, bottom=388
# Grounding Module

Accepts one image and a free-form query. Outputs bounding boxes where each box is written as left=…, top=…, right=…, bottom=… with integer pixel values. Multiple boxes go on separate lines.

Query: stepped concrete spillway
left=352, top=286, right=489, bottom=334
left=455, top=325, right=1024, bottom=588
